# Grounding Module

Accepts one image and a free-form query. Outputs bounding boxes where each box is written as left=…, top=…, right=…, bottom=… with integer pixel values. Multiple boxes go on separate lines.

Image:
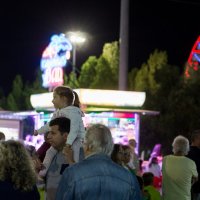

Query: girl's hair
left=53, top=86, right=80, bottom=108
left=111, top=144, right=122, bottom=164
left=0, top=140, right=37, bottom=191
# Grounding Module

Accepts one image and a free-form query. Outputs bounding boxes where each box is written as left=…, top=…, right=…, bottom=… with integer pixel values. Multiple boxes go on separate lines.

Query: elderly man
left=162, top=135, right=198, bottom=200
left=56, top=124, right=141, bottom=200
left=187, top=130, right=200, bottom=200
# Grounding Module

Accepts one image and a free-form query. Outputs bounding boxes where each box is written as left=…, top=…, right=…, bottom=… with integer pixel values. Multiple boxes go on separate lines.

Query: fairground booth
left=30, top=89, right=159, bottom=153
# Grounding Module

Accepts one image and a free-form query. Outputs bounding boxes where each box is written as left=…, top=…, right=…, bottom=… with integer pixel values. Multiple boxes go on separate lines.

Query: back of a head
left=172, top=135, right=189, bottom=155
left=0, top=140, right=37, bottom=191
left=25, top=144, right=38, bottom=159
left=0, top=132, right=5, bottom=141
left=191, top=129, right=200, bottom=144
left=129, top=139, right=136, bottom=148
left=149, top=156, right=158, bottom=167
left=142, top=172, right=154, bottom=186
left=49, top=117, right=70, bottom=134
left=111, top=144, right=122, bottom=164
left=85, top=124, right=114, bottom=156
left=136, top=175, right=144, bottom=190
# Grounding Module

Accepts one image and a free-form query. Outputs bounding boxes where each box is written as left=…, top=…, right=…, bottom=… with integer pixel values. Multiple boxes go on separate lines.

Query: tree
left=128, top=67, right=138, bottom=90
left=102, top=41, right=119, bottom=86
left=67, top=72, right=79, bottom=89
left=91, top=56, right=116, bottom=89
left=78, top=56, right=97, bottom=88
left=134, top=49, right=168, bottom=94
left=6, top=75, right=24, bottom=111
left=6, top=93, right=18, bottom=111
left=134, top=63, right=149, bottom=91
left=78, top=41, right=119, bottom=89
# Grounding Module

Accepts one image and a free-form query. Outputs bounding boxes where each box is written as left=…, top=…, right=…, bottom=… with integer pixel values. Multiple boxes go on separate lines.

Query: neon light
left=42, top=67, right=63, bottom=88
left=89, top=112, right=135, bottom=119
left=41, top=56, right=67, bottom=69
left=40, top=33, right=72, bottom=88
left=75, top=89, right=145, bottom=107
left=30, top=89, right=146, bottom=109
left=185, top=36, right=200, bottom=78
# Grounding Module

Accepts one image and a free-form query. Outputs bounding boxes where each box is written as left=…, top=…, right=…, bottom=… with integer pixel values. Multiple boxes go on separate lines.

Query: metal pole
left=72, top=43, right=76, bottom=74
left=119, top=0, right=129, bottom=90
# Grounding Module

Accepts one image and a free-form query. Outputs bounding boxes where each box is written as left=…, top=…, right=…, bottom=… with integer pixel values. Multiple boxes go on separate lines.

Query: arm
left=192, top=176, right=198, bottom=185
left=37, top=123, right=50, bottom=135
left=36, top=110, right=59, bottom=135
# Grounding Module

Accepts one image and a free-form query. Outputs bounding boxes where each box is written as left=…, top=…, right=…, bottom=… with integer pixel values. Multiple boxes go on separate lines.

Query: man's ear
left=63, top=132, right=68, bottom=140
left=84, top=143, right=93, bottom=154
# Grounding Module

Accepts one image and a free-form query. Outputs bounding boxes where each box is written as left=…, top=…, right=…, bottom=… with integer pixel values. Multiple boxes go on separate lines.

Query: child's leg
left=71, top=138, right=82, bottom=162
left=39, top=146, right=57, bottom=177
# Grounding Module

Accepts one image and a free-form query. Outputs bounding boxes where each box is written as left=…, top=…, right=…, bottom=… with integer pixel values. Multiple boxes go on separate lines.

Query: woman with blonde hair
left=0, top=140, right=40, bottom=199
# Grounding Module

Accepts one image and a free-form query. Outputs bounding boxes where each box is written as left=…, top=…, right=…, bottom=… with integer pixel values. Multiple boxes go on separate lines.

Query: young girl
left=34, top=86, right=85, bottom=176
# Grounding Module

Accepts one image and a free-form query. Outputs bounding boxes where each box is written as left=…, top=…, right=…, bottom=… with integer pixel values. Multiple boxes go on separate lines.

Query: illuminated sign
left=185, top=36, right=200, bottom=78
left=30, top=89, right=146, bottom=109
left=40, top=34, right=72, bottom=88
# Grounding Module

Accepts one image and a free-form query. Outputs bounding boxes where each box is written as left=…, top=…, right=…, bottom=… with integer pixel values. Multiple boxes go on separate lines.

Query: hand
left=33, top=130, right=38, bottom=136
left=32, top=158, right=42, bottom=172
left=63, top=145, right=75, bottom=164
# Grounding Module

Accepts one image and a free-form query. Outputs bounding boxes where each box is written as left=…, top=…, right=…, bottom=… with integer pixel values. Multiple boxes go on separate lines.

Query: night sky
left=0, top=0, right=200, bottom=94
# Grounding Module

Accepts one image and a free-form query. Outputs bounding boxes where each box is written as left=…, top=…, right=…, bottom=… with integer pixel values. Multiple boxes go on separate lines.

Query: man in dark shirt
left=187, top=130, right=200, bottom=200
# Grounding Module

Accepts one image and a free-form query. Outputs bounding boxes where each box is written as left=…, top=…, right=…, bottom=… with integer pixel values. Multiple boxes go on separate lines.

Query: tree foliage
left=78, top=41, right=119, bottom=89
left=78, top=56, right=97, bottom=88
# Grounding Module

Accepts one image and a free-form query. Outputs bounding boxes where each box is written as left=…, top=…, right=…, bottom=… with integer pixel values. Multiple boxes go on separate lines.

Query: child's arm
left=34, top=123, right=50, bottom=136
left=34, top=110, right=59, bottom=135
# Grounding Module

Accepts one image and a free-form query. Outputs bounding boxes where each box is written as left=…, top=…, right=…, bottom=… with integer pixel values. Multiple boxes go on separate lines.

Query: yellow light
left=30, top=89, right=146, bottom=109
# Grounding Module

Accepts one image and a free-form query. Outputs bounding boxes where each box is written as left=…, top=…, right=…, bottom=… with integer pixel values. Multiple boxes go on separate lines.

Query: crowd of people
left=0, top=85, right=199, bottom=200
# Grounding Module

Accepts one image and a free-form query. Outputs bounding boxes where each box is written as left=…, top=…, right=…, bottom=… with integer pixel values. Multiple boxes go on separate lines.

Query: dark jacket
left=0, top=180, right=40, bottom=200
left=187, top=146, right=200, bottom=193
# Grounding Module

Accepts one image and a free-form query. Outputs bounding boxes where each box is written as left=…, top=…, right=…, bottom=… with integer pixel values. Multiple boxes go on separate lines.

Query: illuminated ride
left=185, top=36, right=200, bottom=78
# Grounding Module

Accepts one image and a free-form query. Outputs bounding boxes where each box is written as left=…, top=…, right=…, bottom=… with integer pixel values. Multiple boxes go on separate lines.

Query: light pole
left=119, top=0, right=129, bottom=90
left=66, top=31, right=86, bottom=74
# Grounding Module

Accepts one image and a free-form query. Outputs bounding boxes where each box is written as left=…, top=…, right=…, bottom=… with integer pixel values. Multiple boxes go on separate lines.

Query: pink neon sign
left=185, top=36, right=200, bottom=78
left=42, top=67, right=64, bottom=87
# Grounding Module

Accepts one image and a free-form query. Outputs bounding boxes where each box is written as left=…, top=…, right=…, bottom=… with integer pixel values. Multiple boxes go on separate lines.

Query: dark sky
left=0, top=0, right=200, bottom=94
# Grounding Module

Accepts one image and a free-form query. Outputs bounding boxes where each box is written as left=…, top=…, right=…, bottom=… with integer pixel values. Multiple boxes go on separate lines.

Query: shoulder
left=61, top=106, right=82, bottom=115
left=64, top=154, right=134, bottom=179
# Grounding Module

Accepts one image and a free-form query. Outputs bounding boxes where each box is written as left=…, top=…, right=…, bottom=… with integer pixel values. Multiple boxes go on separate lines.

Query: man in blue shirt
left=56, top=124, right=141, bottom=200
